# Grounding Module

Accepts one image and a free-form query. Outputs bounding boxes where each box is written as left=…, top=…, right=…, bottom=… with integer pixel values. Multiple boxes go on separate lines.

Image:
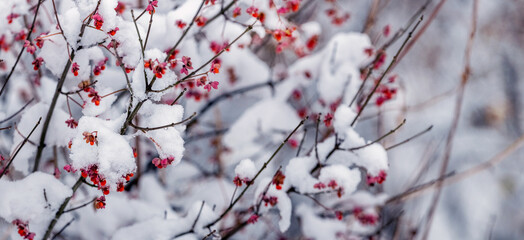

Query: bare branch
left=130, top=112, right=197, bottom=132
left=0, top=0, right=44, bottom=97
left=0, top=117, right=41, bottom=180
left=205, top=118, right=307, bottom=228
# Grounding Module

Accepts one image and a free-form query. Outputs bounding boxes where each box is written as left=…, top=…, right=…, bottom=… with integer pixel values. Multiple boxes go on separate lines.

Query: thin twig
left=205, top=118, right=307, bottom=228
left=341, top=119, right=406, bottom=152
left=296, top=128, right=308, bottom=157
left=143, top=10, right=154, bottom=49
left=170, top=88, right=187, bottom=106
left=134, top=9, right=147, bottom=21
left=187, top=80, right=277, bottom=128
left=191, top=202, right=206, bottom=230
left=254, top=166, right=283, bottom=212
left=350, top=1, right=429, bottom=107
left=202, top=229, right=217, bottom=240
left=0, top=98, right=34, bottom=124
left=351, top=17, right=423, bottom=127
left=34, top=0, right=103, bottom=172
left=60, top=80, right=98, bottom=95
left=362, top=0, right=380, bottom=34
left=0, top=0, right=44, bottom=97
left=385, top=125, right=433, bottom=150
left=112, top=44, right=134, bottom=97
left=51, top=0, right=71, bottom=48
left=421, top=1, right=477, bottom=238
left=144, top=0, right=208, bottom=92
left=150, top=22, right=255, bottom=93
left=164, top=0, right=206, bottom=62
left=200, top=0, right=238, bottom=30
left=130, top=112, right=196, bottom=131
left=394, top=0, right=447, bottom=69
left=388, top=131, right=524, bottom=204
left=185, top=128, right=229, bottom=143
left=171, top=201, right=207, bottom=239
left=63, top=198, right=96, bottom=213
left=51, top=217, right=75, bottom=240
left=0, top=118, right=41, bottom=180
left=43, top=177, right=84, bottom=240
left=314, top=114, right=321, bottom=164
left=130, top=10, right=146, bottom=55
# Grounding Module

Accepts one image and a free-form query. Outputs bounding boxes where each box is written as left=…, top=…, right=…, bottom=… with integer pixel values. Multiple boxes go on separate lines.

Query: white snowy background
left=0, top=0, right=523, bottom=239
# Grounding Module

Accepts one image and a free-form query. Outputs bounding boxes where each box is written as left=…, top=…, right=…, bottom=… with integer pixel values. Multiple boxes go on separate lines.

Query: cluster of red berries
left=366, top=170, right=387, bottom=186
left=94, top=196, right=106, bottom=209
left=93, top=58, right=108, bottom=76
left=275, top=0, right=301, bottom=14
left=144, top=59, right=168, bottom=78
left=262, top=195, right=278, bottom=207
left=353, top=207, right=379, bottom=225
left=146, top=0, right=158, bottom=14
left=325, top=0, right=350, bottom=26
left=82, top=131, right=98, bottom=146
left=233, top=175, right=251, bottom=187
left=0, top=154, right=8, bottom=175
left=272, top=170, right=285, bottom=190
left=152, top=156, right=175, bottom=169
left=314, top=179, right=344, bottom=197
left=272, top=27, right=296, bottom=53
left=12, top=219, right=35, bottom=240
left=64, top=163, right=134, bottom=195
left=195, top=15, right=207, bottom=27
left=92, top=12, right=104, bottom=29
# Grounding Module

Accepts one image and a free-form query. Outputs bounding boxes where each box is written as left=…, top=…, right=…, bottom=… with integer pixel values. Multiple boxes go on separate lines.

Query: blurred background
left=334, top=0, right=524, bottom=239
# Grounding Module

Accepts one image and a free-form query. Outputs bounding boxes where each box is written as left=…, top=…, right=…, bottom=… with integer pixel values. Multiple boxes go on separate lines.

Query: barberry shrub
left=0, top=0, right=444, bottom=239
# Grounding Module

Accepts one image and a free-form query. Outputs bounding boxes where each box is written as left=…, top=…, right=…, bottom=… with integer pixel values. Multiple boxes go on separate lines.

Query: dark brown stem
left=143, top=10, right=154, bottom=49
left=120, top=99, right=146, bottom=134
left=314, top=114, right=321, bottom=164
left=34, top=0, right=103, bottom=172
left=43, top=177, right=84, bottom=240
left=33, top=51, right=75, bottom=172
left=63, top=198, right=96, bottom=213
left=172, top=201, right=206, bottom=238
left=134, top=9, right=147, bottom=21
left=130, top=10, right=146, bottom=55
left=296, top=128, right=308, bottom=157
left=200, top=0, right=238, bottom=30
left=51, top=217, right=75, bottom=240
left=170, top=88, right=187, bottom=106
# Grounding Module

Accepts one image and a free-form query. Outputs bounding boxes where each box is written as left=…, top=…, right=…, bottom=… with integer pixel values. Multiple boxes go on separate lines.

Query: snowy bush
left=2, top=0, right=515, bottom=239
